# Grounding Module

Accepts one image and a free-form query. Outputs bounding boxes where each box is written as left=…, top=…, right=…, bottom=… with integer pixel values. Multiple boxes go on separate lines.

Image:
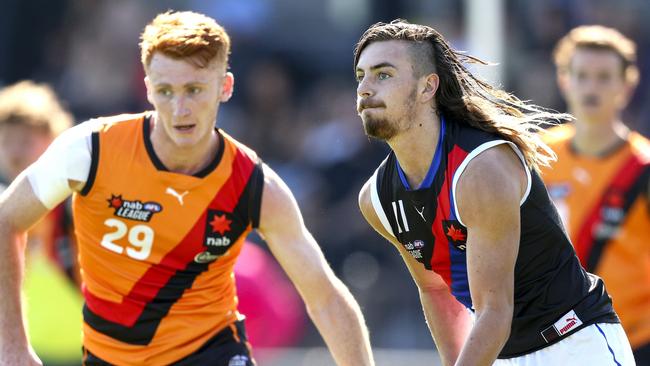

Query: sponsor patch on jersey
left=403, top=240, right=426, bottom=260
left=107, top=194, right=162, bottom=222
left=194, top=251, right=221, bottom=264
left=541, top=309, right=583, bottom=343
left=203, top=210, right=242, bottom=256
left=442, top=220, right=467, bottom=251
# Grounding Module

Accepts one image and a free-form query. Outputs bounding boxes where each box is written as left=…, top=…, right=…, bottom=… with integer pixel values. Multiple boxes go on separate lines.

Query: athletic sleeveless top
left=73, top=113, right=264, bottom=365
left=370, top=117, right=618, bottom=357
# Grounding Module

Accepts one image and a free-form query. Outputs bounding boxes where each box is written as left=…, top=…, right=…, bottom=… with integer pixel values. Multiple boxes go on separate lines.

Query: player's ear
left=144, top=76, right=154, bottom=105
left=220, top=72, right=234, bottom=102
left=419, top=73, right=439, bottom=103
left=621, top=67, right=640, bottom=106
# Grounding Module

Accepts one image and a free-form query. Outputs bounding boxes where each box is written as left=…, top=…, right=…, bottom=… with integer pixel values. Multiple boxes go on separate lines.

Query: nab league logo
left=195, top=210, right=237, bottom=264
left=107, top=194, right=162, bottom=222
left=404, top=240, right=426, bottom=259
left=442, top=220, right=468, bottom=251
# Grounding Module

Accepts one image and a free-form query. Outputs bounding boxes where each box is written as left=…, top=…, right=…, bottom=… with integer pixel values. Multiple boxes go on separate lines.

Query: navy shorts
left=83, top=320, right=255, bottom=366
left=634, top=341, right=650, bottom=365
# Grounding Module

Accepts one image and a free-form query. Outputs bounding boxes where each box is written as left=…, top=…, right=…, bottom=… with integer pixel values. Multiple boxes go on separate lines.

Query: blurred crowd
left=1, top=0, right=649, bottom=356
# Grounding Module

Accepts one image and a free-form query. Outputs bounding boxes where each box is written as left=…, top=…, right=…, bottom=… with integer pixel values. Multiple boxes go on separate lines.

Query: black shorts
left=83, top=320, right=255, bottom=366
left=634, top=341, right=650, bottom=366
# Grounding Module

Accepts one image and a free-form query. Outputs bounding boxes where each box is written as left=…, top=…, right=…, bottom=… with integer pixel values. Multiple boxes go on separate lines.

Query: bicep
left=456, top=146, right=524, bottom=310
left=0, top=173, right=52, bottom=232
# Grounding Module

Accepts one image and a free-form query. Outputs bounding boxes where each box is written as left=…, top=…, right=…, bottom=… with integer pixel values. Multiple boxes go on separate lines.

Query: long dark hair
left=354, top=19, right=570, bottom=169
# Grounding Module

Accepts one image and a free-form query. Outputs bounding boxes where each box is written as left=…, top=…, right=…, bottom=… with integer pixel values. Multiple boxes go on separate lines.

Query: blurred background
left=1, top=0, right=649, bottom=365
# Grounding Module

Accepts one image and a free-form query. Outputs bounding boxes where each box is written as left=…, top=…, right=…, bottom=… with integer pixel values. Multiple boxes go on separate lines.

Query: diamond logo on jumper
left=165, top=187, right=188, bottom=205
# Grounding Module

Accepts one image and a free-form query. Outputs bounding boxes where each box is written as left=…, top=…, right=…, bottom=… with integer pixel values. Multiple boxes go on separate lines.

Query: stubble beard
left=361, top=89, right=417, bottom=141
left=362, top=114, right=398, bottom=141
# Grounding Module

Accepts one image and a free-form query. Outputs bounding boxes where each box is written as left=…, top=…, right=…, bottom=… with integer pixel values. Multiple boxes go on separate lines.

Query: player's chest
left=79, top=178, right=249, bottom=264
left=388, top=191, right=468, bottom=267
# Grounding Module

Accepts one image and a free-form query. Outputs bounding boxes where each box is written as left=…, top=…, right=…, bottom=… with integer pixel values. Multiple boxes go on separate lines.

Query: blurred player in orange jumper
left=0, top=80, right=82, bottom=365
left=0, top=11, right=374, bottom=366
left=543, top=25, right=650, bottom=364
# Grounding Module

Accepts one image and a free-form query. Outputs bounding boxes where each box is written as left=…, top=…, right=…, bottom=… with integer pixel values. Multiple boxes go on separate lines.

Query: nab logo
left=206, top=236, right=231, bottom=247
left=203, top=210, right=236, bottom=257
left=442, top=220, right=467, bottom=251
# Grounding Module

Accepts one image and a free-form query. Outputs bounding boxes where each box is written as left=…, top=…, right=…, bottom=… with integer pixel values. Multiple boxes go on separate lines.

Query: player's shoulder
left=461, top=143, right=524, bottom=184
left=92, top=111, right=149, bottom=132
left=48, top=112, right=149, bottom=158
left=358, top=174, right=374, bottom=211
left=541, top=123, right=574, bottom=146
left=628, top=131, right=650, bottom=164
left=218, top=129, right=261, bottom=163
left=359, top=154, right=391, bottom=198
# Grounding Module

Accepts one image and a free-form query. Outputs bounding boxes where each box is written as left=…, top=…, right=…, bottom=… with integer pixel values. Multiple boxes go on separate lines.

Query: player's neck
left=572, top=116, right=629, bottom=157
left=149, top=117, right=220, bottom=175
left=388, top=114, right=441, bottom=189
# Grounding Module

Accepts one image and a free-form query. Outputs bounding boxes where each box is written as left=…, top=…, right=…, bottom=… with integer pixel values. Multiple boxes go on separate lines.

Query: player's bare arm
left=257, top=164, right=374, bottom=366
left=358, top=179, right=471, bottom=366
left=453, top=144, right=526, bottom=366
left=0, top=123, right=88, bottom=366
left=0, top=175, right=53, bottom=366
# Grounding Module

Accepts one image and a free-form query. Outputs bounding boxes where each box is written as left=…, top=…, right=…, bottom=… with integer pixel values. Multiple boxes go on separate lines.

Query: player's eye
left=597, top=73, right=612, bottom=83
left=157, top=88, right=172, bottom=97
left=378, top=72, right=391, bottom=80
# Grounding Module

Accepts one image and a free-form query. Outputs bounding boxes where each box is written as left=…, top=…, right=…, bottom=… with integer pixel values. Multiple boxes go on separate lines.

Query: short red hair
left=140, top=11, right=231, bottom=69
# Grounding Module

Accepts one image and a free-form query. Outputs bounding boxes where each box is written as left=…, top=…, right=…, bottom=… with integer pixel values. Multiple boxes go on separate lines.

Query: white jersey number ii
left=391, top=200, right=410, bottom=233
